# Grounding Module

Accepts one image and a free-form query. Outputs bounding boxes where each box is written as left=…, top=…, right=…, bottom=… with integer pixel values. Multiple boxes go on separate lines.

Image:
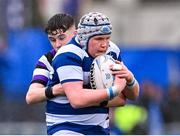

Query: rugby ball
left=90, top=55, right=122, bottom=89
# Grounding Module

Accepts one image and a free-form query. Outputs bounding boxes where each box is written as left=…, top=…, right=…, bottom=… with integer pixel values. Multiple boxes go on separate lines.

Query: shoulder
left=54, top=36, right=85, bottom=59
left=38, top=49, right=55, bottom=64
left=54, top=44, right=85, bottom=61
left=52, top=44, right=86, bottom=70
left=44, top=49, right=56, bottom=64
left=34, top=50, right=55, bottom=72
left=31, top=50, right=55, bottom=85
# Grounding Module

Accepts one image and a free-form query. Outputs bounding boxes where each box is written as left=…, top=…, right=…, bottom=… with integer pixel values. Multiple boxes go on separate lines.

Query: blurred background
left=0, top=0, right=180, bottom=134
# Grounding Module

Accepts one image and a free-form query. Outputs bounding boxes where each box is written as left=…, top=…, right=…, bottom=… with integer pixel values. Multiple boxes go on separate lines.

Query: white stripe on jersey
left=49, top=96, right=69, bottom=104
left=54, top=43, right=86, bottom=61
left=39, top=55, right=54, bottom=75
left=46, top=112, right=109, bottom=128
left=33, top=68, right=50, bottom=77
left=57, top=65, right=83, bottom=82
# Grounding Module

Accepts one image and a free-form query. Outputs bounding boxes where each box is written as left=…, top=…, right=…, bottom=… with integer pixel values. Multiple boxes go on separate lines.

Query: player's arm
left=112, top=61, right=139, bottom=100
left=61, top=76, right=125, bottom=109
left=26, top=83, right=47, bottom=104
left=26, top=53, right=65, bottom=104
left=26, top=83, right=64, bottom=105
left=92, top=93, right=126, bottom=107
left=122, top=80, right=139, bottom=100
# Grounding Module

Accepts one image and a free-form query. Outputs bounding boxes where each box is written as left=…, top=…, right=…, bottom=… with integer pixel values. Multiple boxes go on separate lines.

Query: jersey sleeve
left=52, top=45, right=84, bottom=84
left=31, top=53, right=53, bottom=86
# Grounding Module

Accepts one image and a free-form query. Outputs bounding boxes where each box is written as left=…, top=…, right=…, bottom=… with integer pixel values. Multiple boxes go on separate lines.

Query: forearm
left=63, top=82, right=121, bottom=108
left=26, top=83, right=64, bottom=105
left=83, top=93, right=126, bottom=108
left=69, top=88, right=109, bottom=108
left=123, top=79, right=139, bottom=100
left=101, top=77, right=126, bottom=107
left=26, top=86, right=47, bottom=105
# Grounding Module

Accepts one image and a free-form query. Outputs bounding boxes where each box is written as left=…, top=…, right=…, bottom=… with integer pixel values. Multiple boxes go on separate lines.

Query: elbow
left=26, top=93, right=34, bottom=105
left=71, top=104, right=81, bottom=109
left=69, top=97, right=87, bottom=109
left=65, top=90, right=89, bottom=108
left=26, top=95, right=31, bottom=105
left=70, top=100, right=85, bottom=109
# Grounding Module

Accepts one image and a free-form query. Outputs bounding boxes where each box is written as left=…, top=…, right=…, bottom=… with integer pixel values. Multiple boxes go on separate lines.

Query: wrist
left=106, top=86, right=119, bottom=100
left=45, top=86, right=56, bottom=99
left=126, top=77, right=137, bottom=89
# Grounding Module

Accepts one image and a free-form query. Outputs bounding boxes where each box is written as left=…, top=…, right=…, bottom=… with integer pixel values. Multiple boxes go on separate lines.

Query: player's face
left=48, top=26, right=76, bottom=51
left=88, top=35, right=111, bottom=58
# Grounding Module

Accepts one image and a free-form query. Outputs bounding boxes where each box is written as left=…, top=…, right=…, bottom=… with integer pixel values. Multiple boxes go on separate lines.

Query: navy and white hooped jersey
left=47, top=36, right=122, bottom=135
left=31, top=49, right=56, bottom=86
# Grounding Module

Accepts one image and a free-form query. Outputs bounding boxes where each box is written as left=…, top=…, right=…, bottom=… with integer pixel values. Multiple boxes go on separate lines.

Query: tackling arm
left=26, top=83, right=64, bottom=104
left=26, top=83, right=47, bottom=104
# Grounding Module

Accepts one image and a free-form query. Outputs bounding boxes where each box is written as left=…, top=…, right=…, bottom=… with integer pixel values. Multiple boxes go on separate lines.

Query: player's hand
left=111, top=61, right=134, bottom=84
left=52, top=83, right=65, bottom=96
left=114, top=76, right=126, bottom=94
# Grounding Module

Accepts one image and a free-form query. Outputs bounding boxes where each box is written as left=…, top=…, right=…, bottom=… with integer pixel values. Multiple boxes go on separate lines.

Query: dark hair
left=45, top=13, right=75, bottom=34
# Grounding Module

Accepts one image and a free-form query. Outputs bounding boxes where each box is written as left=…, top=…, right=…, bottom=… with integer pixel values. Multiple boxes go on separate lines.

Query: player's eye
left=48, top=37, right=56, bottom=42
left=57, top=34, right=66, bottom=41
left=48, top=34, right=66, bottom=42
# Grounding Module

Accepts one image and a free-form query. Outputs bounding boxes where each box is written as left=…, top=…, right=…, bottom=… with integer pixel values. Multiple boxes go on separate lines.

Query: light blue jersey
left=47, top=36, right=122, bottom=135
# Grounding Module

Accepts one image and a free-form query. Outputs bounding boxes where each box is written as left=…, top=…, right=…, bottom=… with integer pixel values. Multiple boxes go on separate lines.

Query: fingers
left=109, top=61, right=131, bottom=79
left=112, top=67, right=133, bottom=80
left=109, top=61, right=123, bottom=71
left=113, top=64, right=123, bottom=71
left=111, top=69, right=127, bottom=75
left=111, top=61, right=134, bottom=83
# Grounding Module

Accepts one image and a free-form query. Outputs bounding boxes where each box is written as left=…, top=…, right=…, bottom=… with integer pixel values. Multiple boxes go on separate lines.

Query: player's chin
left=95, top=52, right=106, bottom=57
